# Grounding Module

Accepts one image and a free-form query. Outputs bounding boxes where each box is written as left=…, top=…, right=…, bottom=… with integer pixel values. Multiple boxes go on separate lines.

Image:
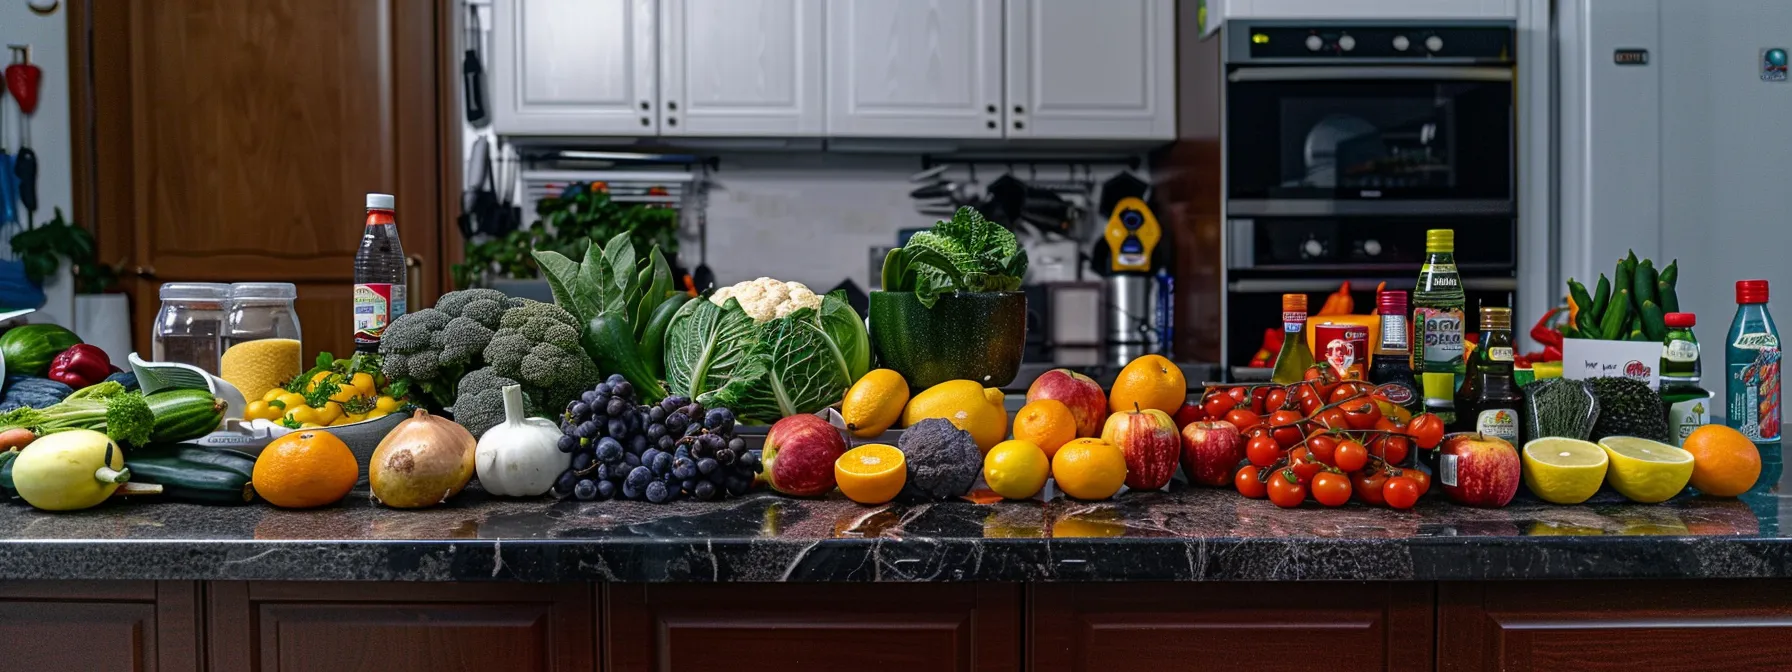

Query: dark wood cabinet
left=1029, top=582, right=1435, bottom=672
left=0, top=581, right=201, bottom=672
left=1438, top=580, right=1792, bottom=672
left=206, top=582, right=597, bottom=672
left=605, top=583, right=1023, bottom=672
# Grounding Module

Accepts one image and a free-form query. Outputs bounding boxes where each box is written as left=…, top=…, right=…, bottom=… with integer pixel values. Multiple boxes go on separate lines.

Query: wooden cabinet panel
left=606, top=583, right=1021, bottom=672
left=1439, top=580, right=1792, bottom=672
left=208, top=581, right=597, bottom=672
left=1030, top=583, right=1433, bottom=672
left=825, top=0, right=1005, bottom=138
left=0, top=581, right=200, bottom=672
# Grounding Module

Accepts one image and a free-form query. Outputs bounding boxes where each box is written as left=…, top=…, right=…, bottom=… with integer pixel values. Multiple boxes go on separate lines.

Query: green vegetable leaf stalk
left=0, top=381, right=155, bottom=446
left=533, top=231, right=677, bottom=403
left=879, top=206, right=1028, bottom=308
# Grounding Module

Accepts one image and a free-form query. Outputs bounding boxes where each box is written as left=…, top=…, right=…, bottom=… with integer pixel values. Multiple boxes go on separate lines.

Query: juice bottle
left=1659, top=312, right=1712, bottom=446
left=1270, top=294, right=1314, bottom=384
left=1726, top=280, right=1780, bottom=449
left=354, top=193, right=407, bottom=352
left=1413, top=229, right=1465, bottom=424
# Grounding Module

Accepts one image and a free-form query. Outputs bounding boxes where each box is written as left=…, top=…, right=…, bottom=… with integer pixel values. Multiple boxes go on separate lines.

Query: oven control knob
left=1425, top=35, right=1444, bottom=52
left=1363, top=239, right=1383, bottom=256
left=1338, top=34, right=1356, bottom=51
left=1302, top=237, right=1326, bottom=259
left=1392, top=35, right=1411, bottom=51
left=1305, top=35, right=1324, bottom=52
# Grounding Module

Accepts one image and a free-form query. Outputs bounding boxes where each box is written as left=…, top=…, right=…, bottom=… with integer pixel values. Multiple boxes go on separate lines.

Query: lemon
left=1521, top=438, right=1609, bottom=504
left=903, top=380, right=1008, bottom=452
left=842, top=369, right=910, bottom=439
left=1598, top=436, right=1695, bottom=503
left=835, top=444, right=907, bottom=505
left=983, top=440, right=1050, bottom=500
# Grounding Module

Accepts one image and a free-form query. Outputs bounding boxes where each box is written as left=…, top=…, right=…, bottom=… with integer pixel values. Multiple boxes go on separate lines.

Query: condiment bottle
left=1413, top=228, right=1466, bottom=414
left=1452, top=307, right=1522, bottom=443
left=1270, top=293, right=1314, bottom=384
left=1726, top=280, right=1780, bottom=450
left=1368, top=290, right=1422, bottom=419
left=1660, top=312, right=1712, bottom=446
left=354, top=193, right=407, bottom=352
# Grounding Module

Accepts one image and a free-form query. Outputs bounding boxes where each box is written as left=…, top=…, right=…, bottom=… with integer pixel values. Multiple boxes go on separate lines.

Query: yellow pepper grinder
left=1102, top=196, right=1161, bottom=272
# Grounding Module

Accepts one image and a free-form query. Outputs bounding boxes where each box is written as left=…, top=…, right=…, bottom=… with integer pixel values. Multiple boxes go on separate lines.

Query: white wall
left=0, top=1, right=74, bottom=321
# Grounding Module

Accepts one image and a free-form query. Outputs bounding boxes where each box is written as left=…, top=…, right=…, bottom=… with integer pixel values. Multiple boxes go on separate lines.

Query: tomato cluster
left=1182, top=367, right=1446, bottom=510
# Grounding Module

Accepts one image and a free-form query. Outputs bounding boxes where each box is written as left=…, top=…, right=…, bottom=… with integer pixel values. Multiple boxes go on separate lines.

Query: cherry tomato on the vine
left=1306, top=432, right=1339, bottom=464
left=1250, top=386, right=1272, bottom=414
left=1383, top=477, right=1421, bottom=510
left=1226, top=386, right=1251, bottom=405
left=1299, top=392, right=1325, bottom=416
left=1329, top=381, right=1372, bottom=404
left=1264, top=387, right=1290, bottom=413
left=1342, top=399, right=1382, bottom=430
left=1311, top=471, right=1352, bottom=507
left=1203, top=394, right=1238, bottom=420
left=1289, top=447, right=1323, bottom=483
left=1313, top=408, right=1350, bottom=431
left=1406, top=414, right=1446, bottom=450
left=1374, top=433, right=1411, bottom=465
left=1235, top=466, right=1268, bottom=499
left=1267, top=410, right=1306, bottom=448
left=1397, top=469, right=1431, bottom=496
left=1246, top=435, right=1283, bottom=468
left=1267, top=470, right=1307, bottom=508
left=1353, top=470, right=1389, bottom=505
left=1333, top=439, right=1369, bottom=472
left=1225, top=408, right=1264, bottom=432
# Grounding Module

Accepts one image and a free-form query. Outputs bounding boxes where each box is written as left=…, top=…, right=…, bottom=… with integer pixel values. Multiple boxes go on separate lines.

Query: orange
left=1051, top=437, right=1128, bottom=500
left=835, top=444, right=907, bottom=505
left=253, top=430, right=359, bottom=508
left=1013, top=399, right=1077, bottom=457
left=1681, top=425, right=1762, bottom=497
left=1108, top=354, right=1186, bottom=415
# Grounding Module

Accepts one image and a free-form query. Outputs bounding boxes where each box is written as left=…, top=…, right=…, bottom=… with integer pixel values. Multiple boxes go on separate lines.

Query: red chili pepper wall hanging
left=6, top=46, right=41, bottom=115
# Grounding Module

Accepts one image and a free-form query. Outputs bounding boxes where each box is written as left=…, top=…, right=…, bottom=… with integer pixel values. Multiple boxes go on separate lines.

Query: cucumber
left=1568, top=279, right=1597, bottom=334
left=1658, top=279, right=1679, bottom=313
left=130, top=443, right=256, bottom=479
left=638, top=293, right=692, bottom=380
left=1633, top=259, right=1659, bottom=307
left=1639, top=300, right=1668, bottom=341
left=583, top=313, right=668, bottom=401
left=1590, top=274, right=1612, bottom=324
left=1599, top=289, right=1631, bottom=340
left=122, top=455, right=256, bottom=505
left=144, top=389, right=228, bottom=443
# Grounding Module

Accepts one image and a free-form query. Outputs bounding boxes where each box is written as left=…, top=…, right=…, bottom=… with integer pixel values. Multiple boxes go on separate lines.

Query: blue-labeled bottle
left=1726, top=280, right=1780, bottom=449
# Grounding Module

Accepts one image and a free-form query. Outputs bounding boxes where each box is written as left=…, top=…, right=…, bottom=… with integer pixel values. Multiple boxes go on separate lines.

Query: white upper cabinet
left=1004, top=0, right=1176, bottom=140
left=659, top=0, right=824, bottom=136
left=825, top=0, right=1004, bottom=138
left=493, top=0, right=658, bottom=136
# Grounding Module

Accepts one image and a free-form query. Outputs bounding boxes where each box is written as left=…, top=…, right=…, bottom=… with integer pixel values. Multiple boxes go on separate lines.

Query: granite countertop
left=2, top=483, right=1790, bottom=583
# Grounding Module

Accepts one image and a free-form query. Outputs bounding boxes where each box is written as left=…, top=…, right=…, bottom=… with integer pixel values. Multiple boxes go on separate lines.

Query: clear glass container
left=220, top=283, right=304, bottom=402
left=151, top=282, right=231, bottom=374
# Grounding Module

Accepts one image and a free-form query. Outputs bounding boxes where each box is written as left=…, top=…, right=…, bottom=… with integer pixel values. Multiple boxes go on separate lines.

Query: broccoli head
left=481, top=301, right=601, bottom=421
left=452, top=367, right=520, bottom=438
left=897, top=418, right=981, bottom=501
left=380, top=289, right=525, bottom=409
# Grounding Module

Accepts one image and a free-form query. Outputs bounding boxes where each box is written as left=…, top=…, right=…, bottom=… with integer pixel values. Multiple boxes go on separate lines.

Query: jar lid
left=229, top=282, right=297, bottom=300
left=159, top=282, right=231, bottom=301
left=1377, top=290, right=1408, bottom=315
left=1737, top=279, right=1770, bottom=304
left=1665, top=312, right=1696, bottom=328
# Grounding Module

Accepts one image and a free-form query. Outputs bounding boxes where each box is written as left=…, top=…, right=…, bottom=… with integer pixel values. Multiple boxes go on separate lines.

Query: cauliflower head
left=710, top=277, right=822, bottom=322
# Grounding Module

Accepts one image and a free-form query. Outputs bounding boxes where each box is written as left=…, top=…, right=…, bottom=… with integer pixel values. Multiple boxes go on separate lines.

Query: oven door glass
left=1227, top=71, right=1512, bottom=203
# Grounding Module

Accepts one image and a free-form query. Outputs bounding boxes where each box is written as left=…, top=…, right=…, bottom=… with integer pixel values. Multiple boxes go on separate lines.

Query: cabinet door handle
left=639, top=100, right=650, bottom=110
left=1013, top=105, right=1024, bottom=115
left=406, top=255, right=423, bottom=311
left=986, top=104, right=997, bottom=114
left=641, top=117, right=651, bottom=126
left=133, top=265, right=157, bottom=279
left=667, top=101, right=677, bottom=111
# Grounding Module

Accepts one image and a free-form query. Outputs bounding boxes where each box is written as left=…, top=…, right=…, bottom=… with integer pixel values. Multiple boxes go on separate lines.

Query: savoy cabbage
left=663, top=289, right=870, bottom=424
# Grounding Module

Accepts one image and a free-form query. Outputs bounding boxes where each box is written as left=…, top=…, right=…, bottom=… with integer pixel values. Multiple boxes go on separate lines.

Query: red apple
left=1179, top=421, right=1245, bottom=487
left=1027, top=368, right=1108, bottom=438
left=762, top=414, right=848, bottom=496
left=1101, top=408, right=1180, bottom=490
left=1438, top=433, right=1521, bottom=507
left=1172, top=400, right=1207, bottom=429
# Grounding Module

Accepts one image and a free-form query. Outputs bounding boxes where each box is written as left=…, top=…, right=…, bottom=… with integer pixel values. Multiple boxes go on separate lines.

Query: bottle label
left=1317, top=324, right=1369, bottom=380
left=1439, top=452, right=1459, bottom=487
left=1664, top=339, right=1699, bottom=363
left=1284, top=311, right=1305, bottom=333
left=1419, top=264, right=1461, bottom=288
left=1727, top=335, right=1780, bottom=442
left=1667, top=396, right=1711, bottom=446
left=1414, top=307, right=1465, bottom=372
left=1475, top=408, right=1519, bottom=442
left=1488, top=346, right=1513, bottom=362
left=1374, top=381, right=1418, bottom=406
left=354, top=283, right=407, bottom=345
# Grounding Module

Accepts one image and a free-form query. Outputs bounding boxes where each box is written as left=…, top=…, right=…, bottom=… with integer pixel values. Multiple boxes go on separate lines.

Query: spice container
left=220, top=282, right=304, bottom=402
left=151, top=282, right=231, bottom=374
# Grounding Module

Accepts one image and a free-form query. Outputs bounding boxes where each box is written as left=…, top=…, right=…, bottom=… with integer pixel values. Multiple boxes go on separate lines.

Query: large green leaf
left=817, top=291, right=871, bottom=381
left=601, top=230, right=636, bottom=316
left=663, top=297, right=760, bottom=399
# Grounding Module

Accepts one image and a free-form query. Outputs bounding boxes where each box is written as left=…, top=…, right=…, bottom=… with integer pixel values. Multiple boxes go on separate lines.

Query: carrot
left=0, top=427, right=35, bottom=451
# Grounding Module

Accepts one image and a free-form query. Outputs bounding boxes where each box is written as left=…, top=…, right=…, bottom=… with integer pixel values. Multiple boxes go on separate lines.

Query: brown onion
left=369, top=409, right=477, bottom=508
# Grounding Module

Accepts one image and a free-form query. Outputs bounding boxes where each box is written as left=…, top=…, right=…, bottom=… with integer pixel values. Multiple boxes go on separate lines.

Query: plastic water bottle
left=354, top=193, right=406, bottom=352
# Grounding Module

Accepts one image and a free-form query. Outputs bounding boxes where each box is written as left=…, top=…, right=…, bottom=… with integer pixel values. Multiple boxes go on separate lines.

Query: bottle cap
left=1425, top=229, right=1454, bottom=253
left=1480, top=306, right=1511, bottom=330
left=1665, top=312, right=1696, bottom=328
left=366, top=193, right=396, bottom=210
left=1737, top=279, right=1770, bottom=304
left=1282, top=293, right=1307, bottom=313
left=1378, top=290, right=1409, bottom=315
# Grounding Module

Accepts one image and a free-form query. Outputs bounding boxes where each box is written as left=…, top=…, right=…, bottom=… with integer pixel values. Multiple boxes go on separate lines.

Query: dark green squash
left=869, top=291, right=1026, bottom=389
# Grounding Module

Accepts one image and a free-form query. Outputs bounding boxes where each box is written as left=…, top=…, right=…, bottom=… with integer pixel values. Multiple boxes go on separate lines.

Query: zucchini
left=1633, top=259, right=1659, bottom=307
left=130, top=443, right=256, bottom=479
left=638, top=293, right=692, bottom=380
left=122, top=455, right=256, bottom=504
left=144, top=389, right=227, bottom=443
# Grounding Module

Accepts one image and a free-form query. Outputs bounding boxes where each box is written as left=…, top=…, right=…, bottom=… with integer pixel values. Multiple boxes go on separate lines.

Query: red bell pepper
left=1530, top=306, right=1565, bottom=348
left=47, top=344, right=112, bottom=389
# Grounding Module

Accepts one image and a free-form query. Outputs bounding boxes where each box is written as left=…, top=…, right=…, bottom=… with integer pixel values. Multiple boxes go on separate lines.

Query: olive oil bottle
left=1271, top=293, right=1315, bottom=384
left=1413, top=229, right=1466, bottom=424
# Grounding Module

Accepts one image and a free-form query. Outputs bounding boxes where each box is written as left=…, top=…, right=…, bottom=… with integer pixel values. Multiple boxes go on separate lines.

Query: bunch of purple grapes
left=551, top=374, right=760, bottom=503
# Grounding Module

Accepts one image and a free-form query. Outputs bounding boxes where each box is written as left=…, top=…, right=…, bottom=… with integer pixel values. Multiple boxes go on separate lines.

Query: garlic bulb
left=474, top=385, right=570, bottom=496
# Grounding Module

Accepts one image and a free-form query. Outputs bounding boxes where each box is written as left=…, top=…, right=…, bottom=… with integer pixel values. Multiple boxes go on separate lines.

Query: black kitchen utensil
left=1098, top=171, right=1151, bottom=219
left=463, top=5, right=490, bottom=127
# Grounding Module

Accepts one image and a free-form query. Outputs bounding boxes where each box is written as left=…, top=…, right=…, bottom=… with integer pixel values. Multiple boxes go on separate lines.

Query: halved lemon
left=1598, top=436, right=1695, bottom=503
left=1522, top=437, right=1609, bottom=504
left=835, top=444, right=907, bottom=505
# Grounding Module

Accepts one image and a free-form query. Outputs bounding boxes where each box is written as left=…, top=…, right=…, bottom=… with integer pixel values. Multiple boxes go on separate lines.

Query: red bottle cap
left=1377, top=290, right=1409, bottom=315
left=1664, top=312, right=1696, bottom=328
left=1737, top=280, right=1770, bottom=304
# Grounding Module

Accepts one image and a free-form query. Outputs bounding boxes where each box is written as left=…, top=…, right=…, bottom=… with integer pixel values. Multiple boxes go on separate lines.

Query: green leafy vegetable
left=533, top=231, right=677, bottom=402
left=880, top=206, right=1027, bottom=308
left=664, top=290, right=870, bottom=424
